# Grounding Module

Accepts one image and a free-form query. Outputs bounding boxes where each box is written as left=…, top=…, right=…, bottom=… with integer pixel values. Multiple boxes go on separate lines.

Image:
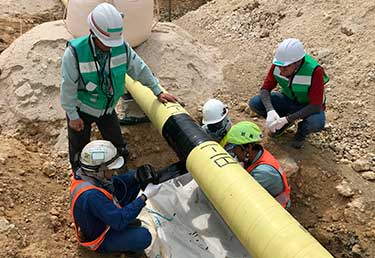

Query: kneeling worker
left=70, top=140, right=160, bottom=255
left=222, top=121, right=291, bottom=208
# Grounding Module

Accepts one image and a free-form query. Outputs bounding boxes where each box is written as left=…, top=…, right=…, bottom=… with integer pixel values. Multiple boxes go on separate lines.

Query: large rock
left=0, top=20, right=223, bottom=150
left=0, top=216, right=14, bottom=233
left=336, top=180, right=354, bottom=197
left=0, top=20, right=72, bottom=134
left=352, top=159, right=371, bottom=172
left=0, top=21, right=223, bottom=153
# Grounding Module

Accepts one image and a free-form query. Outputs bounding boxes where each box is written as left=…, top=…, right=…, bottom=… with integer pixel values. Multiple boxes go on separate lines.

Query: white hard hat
left=273, top=38, right=305, bottom=67
left=202, top=99, right=228, bottom=125
left=87, top=3, right=124, bottom=48
left=80, top=140, right=124, bottom=172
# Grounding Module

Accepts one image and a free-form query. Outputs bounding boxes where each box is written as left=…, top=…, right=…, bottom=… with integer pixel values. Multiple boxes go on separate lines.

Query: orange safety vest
left=246, top=149, right=291, bottom=208
left=69, top=177, right=113, bottom=251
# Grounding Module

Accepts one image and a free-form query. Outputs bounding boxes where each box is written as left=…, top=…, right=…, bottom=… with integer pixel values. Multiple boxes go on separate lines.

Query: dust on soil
left=0, top=0, right=374, bottom=258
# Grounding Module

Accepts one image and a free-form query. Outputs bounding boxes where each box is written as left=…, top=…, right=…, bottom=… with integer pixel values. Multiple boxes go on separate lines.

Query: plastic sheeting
left=146, top=175, right=251, bottom=258
left=65, top=0, right=153, bottom=47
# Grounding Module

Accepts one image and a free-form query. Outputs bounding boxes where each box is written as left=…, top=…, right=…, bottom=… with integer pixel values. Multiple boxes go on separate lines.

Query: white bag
left=147, top=180, right=252, bottom=258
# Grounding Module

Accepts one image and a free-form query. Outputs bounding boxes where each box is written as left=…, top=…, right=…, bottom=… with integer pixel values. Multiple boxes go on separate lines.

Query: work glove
left=269, top=117, right=288, bottom=133
left=265, top=110, right=280, bottom=130
left=142, top=183, right=161, bottom=200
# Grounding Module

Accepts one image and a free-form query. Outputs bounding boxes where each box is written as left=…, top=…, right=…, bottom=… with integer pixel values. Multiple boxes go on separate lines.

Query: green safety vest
left=68, top=35, right=128, bottom=117
left=273, top=54, right=329, bottom=104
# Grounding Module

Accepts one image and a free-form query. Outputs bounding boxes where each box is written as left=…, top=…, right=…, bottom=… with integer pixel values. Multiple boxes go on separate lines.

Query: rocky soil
left=0, top=0, right=374, bottom=258
left=176, top=0, right=375, bottom=257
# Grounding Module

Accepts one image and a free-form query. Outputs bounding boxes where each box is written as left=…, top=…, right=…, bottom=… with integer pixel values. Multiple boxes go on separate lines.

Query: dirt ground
left=0, top=0, right=374, bottom=258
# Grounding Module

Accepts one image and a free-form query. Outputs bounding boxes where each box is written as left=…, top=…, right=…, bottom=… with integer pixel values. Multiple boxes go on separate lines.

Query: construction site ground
left=0, top=0, right=374, bottom=258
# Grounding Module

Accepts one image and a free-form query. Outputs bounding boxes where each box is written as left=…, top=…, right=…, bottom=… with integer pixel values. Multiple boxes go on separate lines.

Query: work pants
left=67, top=110, right=128, bottom=171
left=249, top=92, right=325, bottom=140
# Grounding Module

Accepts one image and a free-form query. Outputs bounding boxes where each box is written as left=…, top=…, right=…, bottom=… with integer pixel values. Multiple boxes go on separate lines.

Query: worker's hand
left=266, top=110, right=280, bottom=130
left=269, top=117, right=288, bottom=133
left=69, top=118, right=84, bottom=132
left=142, top=183, right=161, bottom=200
left=157, top=92, right=177, bottom=103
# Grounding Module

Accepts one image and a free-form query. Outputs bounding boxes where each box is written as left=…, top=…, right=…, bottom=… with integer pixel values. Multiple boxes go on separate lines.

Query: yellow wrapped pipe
left=125, top=75, right=333, bottom=258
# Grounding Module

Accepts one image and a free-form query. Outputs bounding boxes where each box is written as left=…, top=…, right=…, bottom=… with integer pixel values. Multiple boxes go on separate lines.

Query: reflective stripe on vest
left=274, top=67, right=312, bottom=85
left=76, top=100, right=114, bottom=118
left=246, top=149, right=291, bottom=208
left=69, top=177, right=113, bottom=251
left=110, top=53, right=127, bottom=68
left=78, top=53, right=128, bottom=72
left=79, top=61, right=97, bottom=74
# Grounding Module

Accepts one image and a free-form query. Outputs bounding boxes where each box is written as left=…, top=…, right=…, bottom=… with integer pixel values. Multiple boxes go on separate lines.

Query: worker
left=70, top=140, right=161, bottom=256
left=222, top=121, right=291, bottom=208
left=60, top=3, right=177, bottom=171
left=201, top=99, right=232, bottom=144
left=248, top=38, right=329, bottom=148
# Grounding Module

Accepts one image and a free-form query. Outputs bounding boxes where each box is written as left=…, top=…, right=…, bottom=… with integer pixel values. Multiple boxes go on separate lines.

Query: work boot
left=291, top=134, right=305, bottom=149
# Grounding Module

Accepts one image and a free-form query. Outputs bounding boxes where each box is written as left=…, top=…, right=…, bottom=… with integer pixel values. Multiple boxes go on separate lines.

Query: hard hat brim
left=107, top=156, right=124, bottom=170
left=272, top=58, right=293, bottom=67
left=96, top=35, right=124, bottom=48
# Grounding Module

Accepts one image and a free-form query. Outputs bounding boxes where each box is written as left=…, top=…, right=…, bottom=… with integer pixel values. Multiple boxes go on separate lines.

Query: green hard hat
left=225, top=121, right=263, bottom=145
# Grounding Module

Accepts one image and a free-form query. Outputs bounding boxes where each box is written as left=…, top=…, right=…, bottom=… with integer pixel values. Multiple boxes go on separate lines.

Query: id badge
left=86, top=82, right=97, bottom=91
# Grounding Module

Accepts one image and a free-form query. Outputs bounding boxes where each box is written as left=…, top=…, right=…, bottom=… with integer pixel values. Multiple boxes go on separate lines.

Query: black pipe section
left=162, top=113, right=211, bottom=161
left=156, top=160, right=188, bottom=183
left=135, top=161, right=188, bottom=190
left=119, top=116, right=150, bottom=125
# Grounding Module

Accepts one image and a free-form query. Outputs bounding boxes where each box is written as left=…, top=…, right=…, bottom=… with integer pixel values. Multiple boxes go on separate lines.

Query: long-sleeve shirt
left=60, top=38, right=162, bottom=120
left=73, top=172, right=145, bottom=242
left=260, top=63, right=325, bottom=122
left=245, top=149, right=284, bottom=197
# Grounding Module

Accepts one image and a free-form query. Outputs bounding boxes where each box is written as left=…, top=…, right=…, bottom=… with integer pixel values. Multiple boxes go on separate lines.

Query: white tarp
left=145, top=175, right=251, bottom=258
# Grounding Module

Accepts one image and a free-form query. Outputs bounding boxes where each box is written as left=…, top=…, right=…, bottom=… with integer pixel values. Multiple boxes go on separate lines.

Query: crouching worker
left=69, top=140, right=160, bottom=256
left=201, top=99, right=232, bottom=143
left=222, top=121, right=291, bottom=208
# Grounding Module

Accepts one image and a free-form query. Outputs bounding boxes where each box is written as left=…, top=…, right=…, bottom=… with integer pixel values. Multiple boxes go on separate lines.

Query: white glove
left=143, top=183, right=161, bottom=200
left=269, top=117, right=288, bottom=133
left=266, top=110, right=280, bottom=130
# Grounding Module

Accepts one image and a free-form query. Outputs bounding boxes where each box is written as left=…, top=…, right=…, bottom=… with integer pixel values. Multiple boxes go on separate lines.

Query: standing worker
left=70, top=140, right=161, bottom=256
left=222, top=121, right=291, bottom=208
left=60, top=3, right=177, bottom=171
left=249, top=38, right=329, bottom=148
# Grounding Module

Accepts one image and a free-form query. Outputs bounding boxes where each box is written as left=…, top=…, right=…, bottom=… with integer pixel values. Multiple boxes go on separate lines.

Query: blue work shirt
left=73, top=171, right=145, bottom=242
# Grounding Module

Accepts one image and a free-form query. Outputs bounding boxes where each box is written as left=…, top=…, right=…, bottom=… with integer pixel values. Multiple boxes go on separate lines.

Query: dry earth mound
left=176, top=0, right=375, bottom=257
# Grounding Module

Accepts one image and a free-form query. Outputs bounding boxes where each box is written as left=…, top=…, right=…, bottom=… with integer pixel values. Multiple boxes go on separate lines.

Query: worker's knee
left=303, top=112, right=325, bottom=133
left=138, top=227, right=152, bottom=250
left=248, top=95, right=266, bottom=117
